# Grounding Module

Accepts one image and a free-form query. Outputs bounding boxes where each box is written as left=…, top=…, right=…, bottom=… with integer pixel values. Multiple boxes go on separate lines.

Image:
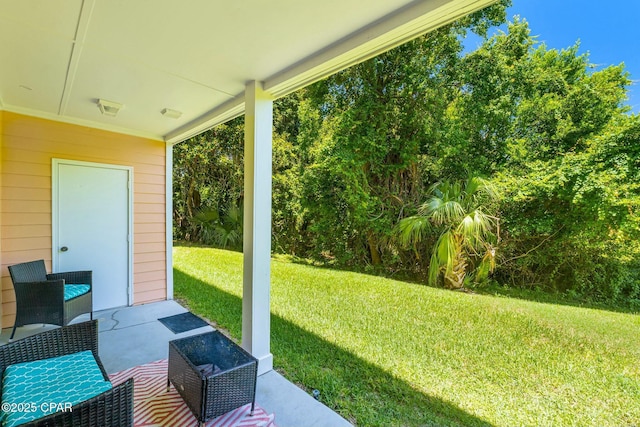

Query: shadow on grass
left=174, top=268, right=494, bottom=427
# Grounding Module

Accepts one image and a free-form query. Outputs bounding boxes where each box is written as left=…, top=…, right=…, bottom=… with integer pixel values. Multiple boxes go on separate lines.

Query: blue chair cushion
left=63, top=284, right=90, bottom=301
left=0, top=350, right=112, bottom=427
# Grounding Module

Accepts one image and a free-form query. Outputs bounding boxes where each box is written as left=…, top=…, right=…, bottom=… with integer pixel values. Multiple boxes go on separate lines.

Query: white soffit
left=0, top=0, right=496, bottom=144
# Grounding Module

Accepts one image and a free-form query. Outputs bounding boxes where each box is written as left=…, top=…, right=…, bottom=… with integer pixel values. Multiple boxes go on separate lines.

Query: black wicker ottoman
left=167, top=331, right=258, bottom=427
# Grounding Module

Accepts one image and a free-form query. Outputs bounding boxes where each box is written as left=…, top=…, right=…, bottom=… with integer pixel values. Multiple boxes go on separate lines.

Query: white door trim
left=52, top=158, right=134, bottom=307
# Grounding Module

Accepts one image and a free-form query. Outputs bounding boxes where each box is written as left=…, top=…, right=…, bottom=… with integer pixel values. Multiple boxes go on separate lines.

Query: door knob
left=60, top=246, right=68, bottom=252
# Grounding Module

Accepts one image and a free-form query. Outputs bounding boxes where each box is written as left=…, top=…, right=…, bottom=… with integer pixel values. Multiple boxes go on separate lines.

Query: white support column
left=242, top=81, right=274, bottom=375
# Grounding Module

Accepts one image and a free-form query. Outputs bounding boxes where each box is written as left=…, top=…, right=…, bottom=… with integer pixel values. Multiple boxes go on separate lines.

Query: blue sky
left=467, top=0, right=640, bottom=113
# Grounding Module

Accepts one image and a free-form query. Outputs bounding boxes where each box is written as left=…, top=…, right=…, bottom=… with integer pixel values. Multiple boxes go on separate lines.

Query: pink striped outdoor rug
left=109, top=359, right=276, bottom=427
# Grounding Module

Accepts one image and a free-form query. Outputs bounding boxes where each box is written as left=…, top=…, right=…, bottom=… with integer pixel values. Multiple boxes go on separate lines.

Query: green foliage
left=495, top=115, right=640, bottom=301
left=396, top=177, right=499, bottom=288
left=439, top=18, right=630, bottom=175
left=172, top=3, right=640, bottom=304
left=173, top=118, right=245, bottom=243
left=173, top=95, right=307, bottom=254
left=299, top=2, right=511, bottom=268
left=192, top=204, right=243, bottom=250
left=433, top=16, right=637, bottom=301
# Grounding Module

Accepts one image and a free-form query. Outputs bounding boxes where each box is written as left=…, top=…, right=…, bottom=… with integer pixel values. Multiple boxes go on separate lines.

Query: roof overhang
left=0, top=0, right=496, bottom=144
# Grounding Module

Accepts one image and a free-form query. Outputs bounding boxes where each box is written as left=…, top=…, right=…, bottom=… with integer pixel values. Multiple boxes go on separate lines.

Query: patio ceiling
left=0, top=0, right=495, bottom=143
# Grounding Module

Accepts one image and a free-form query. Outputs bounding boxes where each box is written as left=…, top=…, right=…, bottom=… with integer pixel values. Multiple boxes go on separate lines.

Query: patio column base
left=257, top=353, right=274, bottom=376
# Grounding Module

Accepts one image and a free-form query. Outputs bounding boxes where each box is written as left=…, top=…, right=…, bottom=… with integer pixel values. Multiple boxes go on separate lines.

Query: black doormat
left=158, top=312, right=209, bottom=334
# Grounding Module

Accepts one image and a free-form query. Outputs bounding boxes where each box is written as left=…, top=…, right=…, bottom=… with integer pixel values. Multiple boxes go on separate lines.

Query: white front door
left=53, top=159, right=132, bottom=311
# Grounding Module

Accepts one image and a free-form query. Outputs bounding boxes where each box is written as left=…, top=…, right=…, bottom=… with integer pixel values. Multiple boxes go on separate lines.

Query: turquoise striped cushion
left=0, top=350, right=111, bottom=427
left=64, top=284, right=90, bottom=301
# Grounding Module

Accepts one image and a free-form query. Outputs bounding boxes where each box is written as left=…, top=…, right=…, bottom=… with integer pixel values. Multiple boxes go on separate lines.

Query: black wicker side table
left=167, top=331, right=258, bottom=427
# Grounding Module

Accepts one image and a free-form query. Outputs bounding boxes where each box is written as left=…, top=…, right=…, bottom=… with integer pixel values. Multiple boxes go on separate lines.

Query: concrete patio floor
left=0, top=300, right=352, bottom=427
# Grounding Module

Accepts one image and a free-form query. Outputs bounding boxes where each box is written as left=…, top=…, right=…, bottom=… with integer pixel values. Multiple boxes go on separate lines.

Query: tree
left=173, top=95, right=307, bottom=254
left=191, top=203, right=243, bottom=250
left=494, top=115, right=640, bottom=301
left=300, top=1, right=510, bottom=267
left=396, top=177, right=499, bottom=288
left=173, top=118, right=245, bottom=243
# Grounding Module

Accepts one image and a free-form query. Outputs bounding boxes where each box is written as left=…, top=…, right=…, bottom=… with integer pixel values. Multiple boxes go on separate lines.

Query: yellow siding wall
left=0, top=110, right=3, bottom=325
left=0, top=112, right=167, bottom=328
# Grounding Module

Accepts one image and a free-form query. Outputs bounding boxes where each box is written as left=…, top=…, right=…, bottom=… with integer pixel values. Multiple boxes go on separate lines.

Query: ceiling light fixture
left=161, top=108, right=182, bottom=119
left=97, top=99, right=122, bottom=117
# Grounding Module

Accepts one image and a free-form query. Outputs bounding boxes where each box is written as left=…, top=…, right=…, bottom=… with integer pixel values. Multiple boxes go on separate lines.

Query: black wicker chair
left=8, top=259, right=93, bottom=340
left=0, top=320, right=134, bottom=427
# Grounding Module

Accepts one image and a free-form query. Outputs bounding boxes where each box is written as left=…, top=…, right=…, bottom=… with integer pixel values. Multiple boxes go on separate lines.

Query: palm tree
left=192, top=203, right=243, bottom=250
left=396, top=176, right=499, bottom=289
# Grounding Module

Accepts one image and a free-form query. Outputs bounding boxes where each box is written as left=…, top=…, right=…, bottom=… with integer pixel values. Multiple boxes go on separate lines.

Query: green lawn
left=173, top=245, right=640, bottom=427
